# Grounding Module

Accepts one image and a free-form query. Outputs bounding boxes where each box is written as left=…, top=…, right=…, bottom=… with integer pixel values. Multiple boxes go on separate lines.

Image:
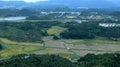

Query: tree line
left=0, top=53, right=120, bottom=67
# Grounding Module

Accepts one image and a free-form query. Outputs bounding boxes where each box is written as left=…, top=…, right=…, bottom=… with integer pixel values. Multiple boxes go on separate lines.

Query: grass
left=47, top=26, right=67, bottom=37
left=0, top=38, right=31, bottom=45
left=0, top=44, right=45, bottom=58
left=1, top=37, right=120, bottom=59
left=0, top=38, right=46, bottom=58
left=71, top=39, right=120, bottom=45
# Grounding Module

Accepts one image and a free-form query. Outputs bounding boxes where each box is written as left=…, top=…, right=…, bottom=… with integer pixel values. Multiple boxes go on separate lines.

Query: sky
left=2, top=0, right=49, bottom=2
left=1, top=0, right=120, bottom=3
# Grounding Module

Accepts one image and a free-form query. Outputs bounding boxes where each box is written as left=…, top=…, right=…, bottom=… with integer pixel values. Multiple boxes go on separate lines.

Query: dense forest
left=77, top=53, right=120, bottom=67
left=0, top=21, right=59, bottom=42
left=0, top=20, right=119, bottom=42
left=0, top=9, right=38, bottom=17
left=60, top=21, right=120, bottom=40
left=0, top=53, right=120, bottom=67
left=0, top=44, right=3, bottom=50
left=0, top=54, right=77, bottom=67
left=0, top=8, right=119, bottom=42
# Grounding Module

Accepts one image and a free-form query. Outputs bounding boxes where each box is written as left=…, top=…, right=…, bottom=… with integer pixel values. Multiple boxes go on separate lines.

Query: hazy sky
left=2, top=0, right=120, bottom=3
left=2, top=0, right=49, bottom=2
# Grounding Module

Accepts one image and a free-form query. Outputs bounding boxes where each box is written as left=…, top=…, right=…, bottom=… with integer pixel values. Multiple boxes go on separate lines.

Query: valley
left=0, top=1, right=120, bottom=66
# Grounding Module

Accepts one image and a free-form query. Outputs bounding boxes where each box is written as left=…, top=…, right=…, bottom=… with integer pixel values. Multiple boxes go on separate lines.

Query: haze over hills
left=0, top=0, right=119, bottom=8
left=41, top=0, right=117, bottom=8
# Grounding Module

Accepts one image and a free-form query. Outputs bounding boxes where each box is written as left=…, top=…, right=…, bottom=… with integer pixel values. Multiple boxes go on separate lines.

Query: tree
left=77, top=53, right=120, bottom=67
left=0, top=54, right=78, bottom=67
left=53, top=35, right=59, bottom=40
left=0, top=44, right=3, bottom=50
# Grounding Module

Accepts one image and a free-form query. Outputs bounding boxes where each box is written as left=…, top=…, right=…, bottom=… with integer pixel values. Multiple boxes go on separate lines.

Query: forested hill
left=0, top=53, right=120, bottom=67
left=0, top=54, right=77, bottom=67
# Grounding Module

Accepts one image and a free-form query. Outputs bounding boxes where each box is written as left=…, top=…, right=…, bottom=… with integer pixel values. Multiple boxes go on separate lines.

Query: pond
left=0, top=17, right=26, bottom=21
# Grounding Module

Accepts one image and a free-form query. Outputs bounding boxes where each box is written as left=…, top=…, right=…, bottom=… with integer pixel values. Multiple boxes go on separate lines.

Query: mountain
left=0, top=0, right=119, bottom=8
left=0, top=1, right=27, bottom=6
left=37, top=0, right=117, bottom=8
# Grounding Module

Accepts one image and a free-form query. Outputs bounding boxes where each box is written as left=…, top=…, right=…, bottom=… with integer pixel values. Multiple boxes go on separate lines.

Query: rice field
left=0, top=38, right=46, bottom=58
left=0, top=37, right=120, bottom=60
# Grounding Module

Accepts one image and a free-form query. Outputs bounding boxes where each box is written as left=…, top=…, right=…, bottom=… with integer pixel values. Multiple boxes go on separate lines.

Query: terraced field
left=0, top=38, right=46, bottom=58
left=31, top=36, right=120, bottom=61
left=0, top=37, right=120, bottom=61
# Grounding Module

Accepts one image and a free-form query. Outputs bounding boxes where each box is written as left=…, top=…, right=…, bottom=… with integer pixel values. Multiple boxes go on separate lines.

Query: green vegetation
left=0, top=54, right=78, bottom=67
left=0, top=53, right=120, bottom=67
left=77, top=53, right=120, bottom=67
left=0, top=21, right=60, bottom=42
left=0, top=9, right=38, bottom=17
left=72, top=39, right=120, bottom=45
left=60, top=21, right=120, bottom=40
left=0, top=38, right=31, bottom=45
left=0, top=38, right=46, bottom=58
left=0, top=20, right=119, bottom=42
left=55, top=53, right=79, bottom=60
left=0, top=8, right=120, bottom=67
left=0, top=45, right=43, bottom=58
left=0, top=44, right=3, bottom=50
left=47, top=26, right=67, bottom=37
left=0, top=45, right=45, bottom=58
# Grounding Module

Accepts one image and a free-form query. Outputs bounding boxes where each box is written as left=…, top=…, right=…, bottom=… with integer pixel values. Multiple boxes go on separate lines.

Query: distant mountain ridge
left=0, top=0, right=119, bottom=8
left=42, top=0, right=117, bottom=8
left=0, top=1, right=27, bottom=6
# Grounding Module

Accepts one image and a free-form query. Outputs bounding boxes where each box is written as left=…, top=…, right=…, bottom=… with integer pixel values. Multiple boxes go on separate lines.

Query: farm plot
left=1, top=37, right=120, bottom=60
